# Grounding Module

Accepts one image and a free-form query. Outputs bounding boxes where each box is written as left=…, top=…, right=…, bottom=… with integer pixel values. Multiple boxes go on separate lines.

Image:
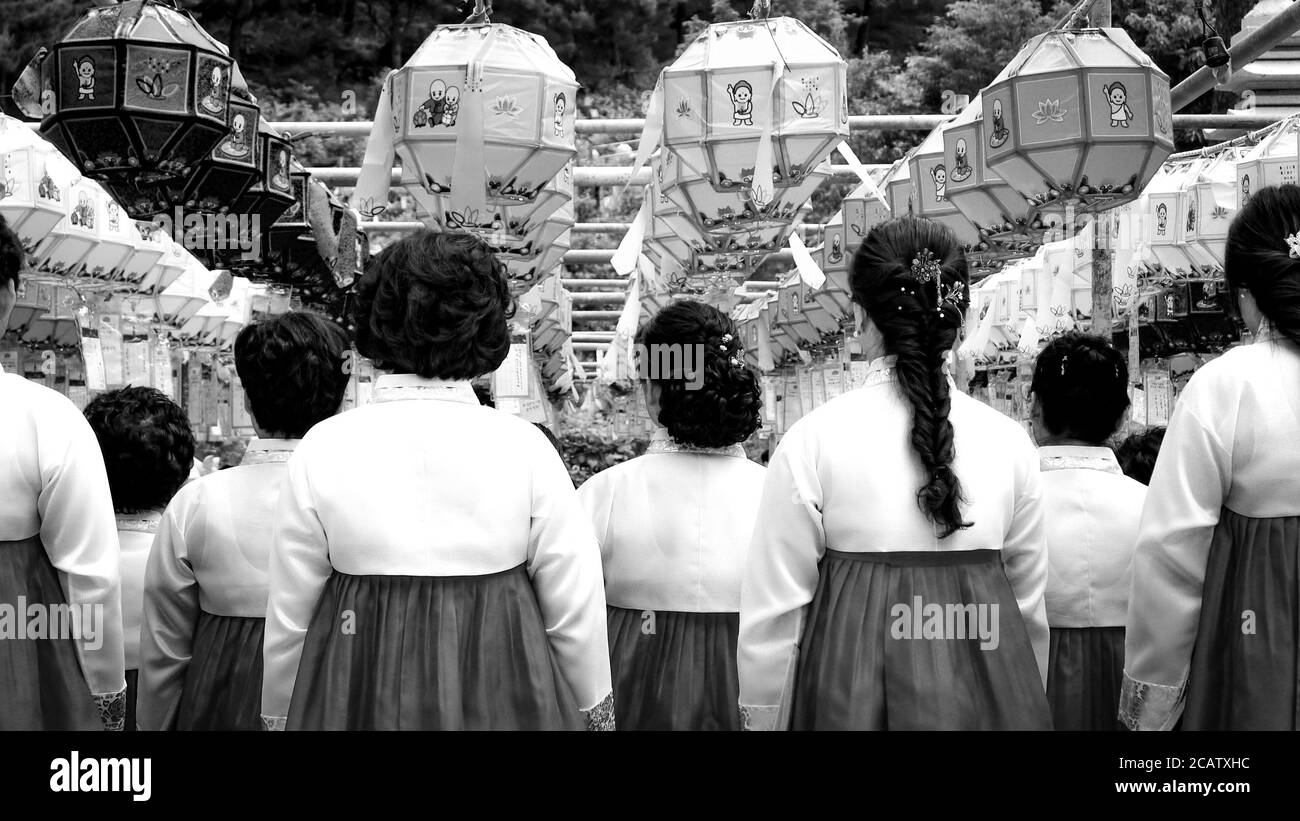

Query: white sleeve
left=37, top=394, right=126, bottom=705
left=137, top=494, right=200, bottom=731
left=1000, top=430, right=1050, bottom=688
left=261, top=444, right=333, bottom=729
left=526, top=434, right=613, bottom=729
left=1121, top=381, right=1229, bottom=730
left=737, top=423, right=825, bottom=730
left=575, top=472, right=614, bottom=564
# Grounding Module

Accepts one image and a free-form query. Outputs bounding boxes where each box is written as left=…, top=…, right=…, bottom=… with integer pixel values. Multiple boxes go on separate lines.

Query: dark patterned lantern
left=982, top=27, right=1173, bottom=216
left=22, top=0, right=235, bottom=215
left=166, top=70, right=262, bottom=213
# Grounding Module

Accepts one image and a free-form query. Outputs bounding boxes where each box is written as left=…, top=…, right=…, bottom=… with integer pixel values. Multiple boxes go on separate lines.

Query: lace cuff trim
left=260, top=715, right=288, bottom=731
left=94, top=688, right=127, bottom=731
left=581, top=692, right=616, bottom=731
left=1118, top=672, right=1185, bottom=731
left=739, top=703, right=780, bottom=731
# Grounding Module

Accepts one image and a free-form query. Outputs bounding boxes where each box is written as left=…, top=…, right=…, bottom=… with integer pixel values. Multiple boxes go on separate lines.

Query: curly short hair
left=84, top=386, right=196, bottom=513
left=1030, top=332, right=1130, bottom=444
left=636, top=299, right=761, bottom=448
left=235, top=312, right=351, bottom=439
left=1115, top=426, right=1166, bottom=486
left=352, top=230, right=515, bottom=379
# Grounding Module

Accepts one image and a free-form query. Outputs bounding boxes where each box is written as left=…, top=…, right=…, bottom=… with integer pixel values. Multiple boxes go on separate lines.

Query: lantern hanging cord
left=749, top=0, right=792, bottom=74
left=1166, top=112, right=1297, bottom=161
left=1196, top=1, right=1224, bottom=42
left=1057, top=0, right=1102, bottom=31
left=464, top=0, right=493, bottom=25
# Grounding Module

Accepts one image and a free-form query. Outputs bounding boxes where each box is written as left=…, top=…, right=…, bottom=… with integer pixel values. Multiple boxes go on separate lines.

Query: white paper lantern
left=367, top=22, right=578, bottom=214
left=907, top=124, right=982, bottom=250
left=1188, top=147, right=1244, bottom=276
left=656, top=148, right=828, bottom=235
left=1141, top=159, right=1206, bottom=277
left=1237, top=116, right=1299, bottom=207
left=983, top=27, right=1174, bottom=215
left=0, top=116, right=75, bottom=253
left=658, top=16, right=848, bottom=197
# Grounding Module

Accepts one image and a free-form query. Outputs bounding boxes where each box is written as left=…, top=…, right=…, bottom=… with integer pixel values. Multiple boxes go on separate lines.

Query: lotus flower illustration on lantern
left=357, top=21, right=578, bottom=220
left=981, top=27, right=1173, bottom=216
left=656, top=16, right=848, bottom=201
left=13, top=0, right=236, bottom=216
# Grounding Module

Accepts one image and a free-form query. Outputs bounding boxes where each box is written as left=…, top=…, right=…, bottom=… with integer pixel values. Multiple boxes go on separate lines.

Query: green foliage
left=558, top=429, right=648, bottom=486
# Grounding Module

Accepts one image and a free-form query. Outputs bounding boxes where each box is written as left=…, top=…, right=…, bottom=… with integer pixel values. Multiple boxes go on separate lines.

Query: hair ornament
left=907, top=248, right=942, bottom=286
left=1060, top=353, right=1069, bottom=377
left=1287, top=231, right=1300, bottom=259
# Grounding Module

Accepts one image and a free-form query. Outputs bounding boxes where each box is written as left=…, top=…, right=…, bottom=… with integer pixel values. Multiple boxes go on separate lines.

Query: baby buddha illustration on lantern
left=201, top=65, right=226, bottom=115
left=73, top=56, right=96, bottom=101
left=1241, top=174, right=1252, bottom=207
left=931, top=164, right=947, bottom=202
left=553, top=92, right=567, bottom=137
left=989, top=99, right=1010, bottom=148
left=271, top=147, right=290, bottom=191
left=951, top=138, right=973, bottom=182
left=1186, top=201, right=1197, bottom=234
left=1102, top=81, right=1133, bottom=128
left=414, top=79, right=447, bottom=128
left=220, top=113, right=251, bottom=158
left=442, top=86, right=460, bottom=127
left=1156, top=202, right=1168, bottom=236
left=728, top=80, right=754, bottom=126
left=71, top=192, right=94, bottom=228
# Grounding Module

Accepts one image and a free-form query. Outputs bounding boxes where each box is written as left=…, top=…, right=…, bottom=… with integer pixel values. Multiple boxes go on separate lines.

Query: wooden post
left=1089, top=0, right=1115, bottom=338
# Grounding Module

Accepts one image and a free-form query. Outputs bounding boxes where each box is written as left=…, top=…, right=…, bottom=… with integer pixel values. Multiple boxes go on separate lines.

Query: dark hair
left=84, top=386, right=195, bottom=513
left=1225, top=184, right=1300, bottom=349
left=352, top=230, right=515, bottom=379
left=473, top=382, right=494, bottom=407
left=1115, top=426, right=1166, bottom=486
left=1030, top=332, right=1130, bottom=444
left=234, top=312, right=351, bottom=439
left=1, top=215, right=23, bottom=290
left=636, top=299, right=761, bottom=448
left=851, top=216, right=971, bottom=538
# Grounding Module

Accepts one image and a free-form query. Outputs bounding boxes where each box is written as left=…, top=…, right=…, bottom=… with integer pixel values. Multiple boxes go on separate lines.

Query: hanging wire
left=463, top=0, right=492, bottom=25
left=1196, top=1, right=1224, bottom=43
left=1058, top=0, right=1102, bottom=31
left=751, top=0, right=792, bottom=75
left=1166, top=112, right=1296, bottom=161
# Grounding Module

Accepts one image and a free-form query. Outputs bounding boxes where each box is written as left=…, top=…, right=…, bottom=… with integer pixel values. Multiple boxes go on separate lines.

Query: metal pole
left=1090, top=0, right=1115, bottom=339
left=1171, top=0, right=1300, bottom=112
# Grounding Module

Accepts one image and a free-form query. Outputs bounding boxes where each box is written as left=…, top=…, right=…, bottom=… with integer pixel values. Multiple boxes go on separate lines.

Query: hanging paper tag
left=750, top=61, right=784, bottom=205
left=617, top=78, right=665, bottom=201
left=493, top=329, right=530, bottom=398
left=449, top=28, right=500, bottom=218
left=123, top=340, right=150, bottom=387
left=99, top=318, right=124, bottom=389
left=612, top=201, right=652, bottom=277
left=810, top=364, right=827, bottom=408
left=824, top=364, right=843, bottom=400
left=82, top=337, right=107, bottom=392
left=1130, top=386, right=1147, bottom=427
left=797, top=368, right=815, bottom=415
left=1145, top=371, right=1172, bottom=425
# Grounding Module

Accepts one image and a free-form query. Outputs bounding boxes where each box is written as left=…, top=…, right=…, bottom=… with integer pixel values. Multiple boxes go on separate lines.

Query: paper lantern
left=494, top=198, right=573, bottom=294
left=138, top=233, right=192, bottom=293
left=658, top=17, right=848, bottom=194
left=907, top=125, right=983, bottom=250
left=774, top=275, right=821, bottom=346
left=166, top=78, right=263, bottom=213
left=85, top=186, right=139, bottom=281
left=982, top=27, right=1173, bottom=215
left=375, top=22, right=577, bottom=211
left=941, top=93, right=1048, bottom=259
left=1188, top=147, right=1243, bottom=276
left=649, top=162, right=790, bottom=255
left=884, top=156, right=914, bottom=220
left=32, top=176, right=103, bottom=275
left=156, top=262, right=215, bottom=325
left=0, top=117, right=77, bottom=253
left=837, top=178, right=892, bottom=254
left=120, top=219, right=168, bottom=287
left=26, top=0, right=234, bottom=197
left=1237, top=116, right=1299, bottom=207
left=1140, top=159, right=1207, bottom=277
left=229, top=121, right=297, bottom=241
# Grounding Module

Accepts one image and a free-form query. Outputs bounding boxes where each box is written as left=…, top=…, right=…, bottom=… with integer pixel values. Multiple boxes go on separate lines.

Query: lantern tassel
left=750, top=61, right=784, bottom=205
left=755, top=305, right=775, bottom=371
left=788, top=232, right=825, bottom=289
left=354, top=78, right=397, bottom=218
left=616, top=77, right=665, bottom=202
left=835, top=141, right=888, bottom=205
left=449, top=26, right=500, bottom=220
left=611, top=195, right=651, bottom=277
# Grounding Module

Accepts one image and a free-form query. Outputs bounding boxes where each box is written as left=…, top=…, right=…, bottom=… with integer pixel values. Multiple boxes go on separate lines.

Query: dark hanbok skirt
left=175, top=611, right=265, bottom=731
left=0, top=535, right=101, bottom=730
left=1047, top=626, right=1125, bottom=731
left=287, top=564, right=581, bottom=730
left=790, top=548, right=1051, bottom=730
left=607, top=605, right=740, bottom=731
left=1183, top=509, right=1300, bottom=730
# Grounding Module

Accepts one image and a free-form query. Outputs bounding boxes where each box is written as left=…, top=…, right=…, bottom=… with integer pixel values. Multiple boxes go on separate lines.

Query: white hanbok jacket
left=0, top=365, right=126, bottom=707
left=260, top=375, right=611, bottom=726
left=578, top=429, right=767, bottom=613
left=1122, top=331, right=1300, bottom=729
left=738, top=356, right=1049, bottom=729
left=138, top=438, right=296, bottom=730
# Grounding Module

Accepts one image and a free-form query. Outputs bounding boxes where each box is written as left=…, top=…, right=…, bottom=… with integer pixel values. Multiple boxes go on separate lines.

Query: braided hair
left=850, top=216, right=971, bottom=538
left=636, top=299, right=762, bottom=448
